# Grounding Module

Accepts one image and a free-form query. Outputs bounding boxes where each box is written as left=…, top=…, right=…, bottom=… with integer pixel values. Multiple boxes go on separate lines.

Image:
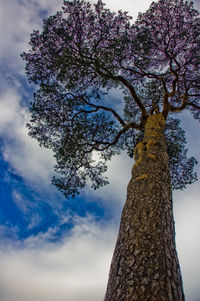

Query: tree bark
left=104, top=113, right=185, bottom=301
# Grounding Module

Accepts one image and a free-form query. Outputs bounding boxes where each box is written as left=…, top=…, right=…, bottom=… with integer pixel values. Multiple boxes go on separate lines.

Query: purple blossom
left=22, top=0, right=200, bottom=197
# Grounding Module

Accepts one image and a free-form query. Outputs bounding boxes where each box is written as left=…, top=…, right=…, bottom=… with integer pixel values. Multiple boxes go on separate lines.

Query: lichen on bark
left=104, top=113, right=185, bottom=301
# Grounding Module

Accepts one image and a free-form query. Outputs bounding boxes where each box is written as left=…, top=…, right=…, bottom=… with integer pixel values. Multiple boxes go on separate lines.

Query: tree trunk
left=104, top=113, right=185, bottom=301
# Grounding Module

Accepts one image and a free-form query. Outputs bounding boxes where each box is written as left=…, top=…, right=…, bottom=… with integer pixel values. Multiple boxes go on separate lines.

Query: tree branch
left=168, top=59, right=179, bottom=98
left=188, top=94, right=200, bottom=98
left=86, top=121, right=141, bottom=153
left=93, top=62, right=147, bottom=122
left=169, top=93, right=188, bottom=113
left=186, top=102, right=200, bottom=110
left=116, top=75, right=147, bottom=121
left=81, top=96, right=126, bottom=126
left=119, top=61, right=169, bottom=81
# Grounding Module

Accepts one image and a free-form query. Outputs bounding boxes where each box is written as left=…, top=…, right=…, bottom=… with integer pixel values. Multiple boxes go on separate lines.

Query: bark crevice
left=104, top=113, right=185, bottom=301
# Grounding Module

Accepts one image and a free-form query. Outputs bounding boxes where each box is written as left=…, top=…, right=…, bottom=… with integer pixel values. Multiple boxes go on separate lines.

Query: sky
left=0, top=0, right=200, bottom=300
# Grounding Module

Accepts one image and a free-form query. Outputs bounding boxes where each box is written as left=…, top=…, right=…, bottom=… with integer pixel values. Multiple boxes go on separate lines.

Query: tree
left=22, top=0, right=200, bottom=299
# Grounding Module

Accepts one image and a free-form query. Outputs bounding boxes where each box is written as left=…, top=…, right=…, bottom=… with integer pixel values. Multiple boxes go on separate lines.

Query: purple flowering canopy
left=22, top=0, right=200, bottom=198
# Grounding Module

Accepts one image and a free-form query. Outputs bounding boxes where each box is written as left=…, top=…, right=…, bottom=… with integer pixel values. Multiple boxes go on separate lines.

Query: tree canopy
left=22, top=0, right=199, bottom=198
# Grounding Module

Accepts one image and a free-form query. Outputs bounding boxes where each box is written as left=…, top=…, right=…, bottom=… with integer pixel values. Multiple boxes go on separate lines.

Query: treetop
left=22, top=0, right=199, bottom=198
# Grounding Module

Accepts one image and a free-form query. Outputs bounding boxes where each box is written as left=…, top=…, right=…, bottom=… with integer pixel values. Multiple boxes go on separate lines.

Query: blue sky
left=0, top=0, right=200, bottom=300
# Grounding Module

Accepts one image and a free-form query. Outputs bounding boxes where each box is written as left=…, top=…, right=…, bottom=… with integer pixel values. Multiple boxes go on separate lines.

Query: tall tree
left=22, top=0, right=200, bottom=299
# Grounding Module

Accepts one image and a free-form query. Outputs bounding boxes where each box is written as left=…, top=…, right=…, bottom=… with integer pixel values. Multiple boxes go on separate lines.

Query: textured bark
left=104, top=113, right=185, bottom=301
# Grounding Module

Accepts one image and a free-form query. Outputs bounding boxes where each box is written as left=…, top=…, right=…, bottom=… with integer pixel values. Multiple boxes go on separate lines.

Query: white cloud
left=174, top=184, right=200, bottom=301
left=90, top=0, right=155, bottom=21
left=1, top=189, right=200, bottom=301
left=0, top=0, right=63, bottom=189
left=0, top=86, right=55, bottom=188
left=83, top=152, right=133, bottom=217
left=0, top=217, right=116, bottom=301
left=193, top=0, right=200, bottom=11
left=0, top=0, right=63, bottom=74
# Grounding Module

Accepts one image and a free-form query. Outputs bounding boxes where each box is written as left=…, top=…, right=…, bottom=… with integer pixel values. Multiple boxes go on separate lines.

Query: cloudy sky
left=0, top=0, right=200, bottom=300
